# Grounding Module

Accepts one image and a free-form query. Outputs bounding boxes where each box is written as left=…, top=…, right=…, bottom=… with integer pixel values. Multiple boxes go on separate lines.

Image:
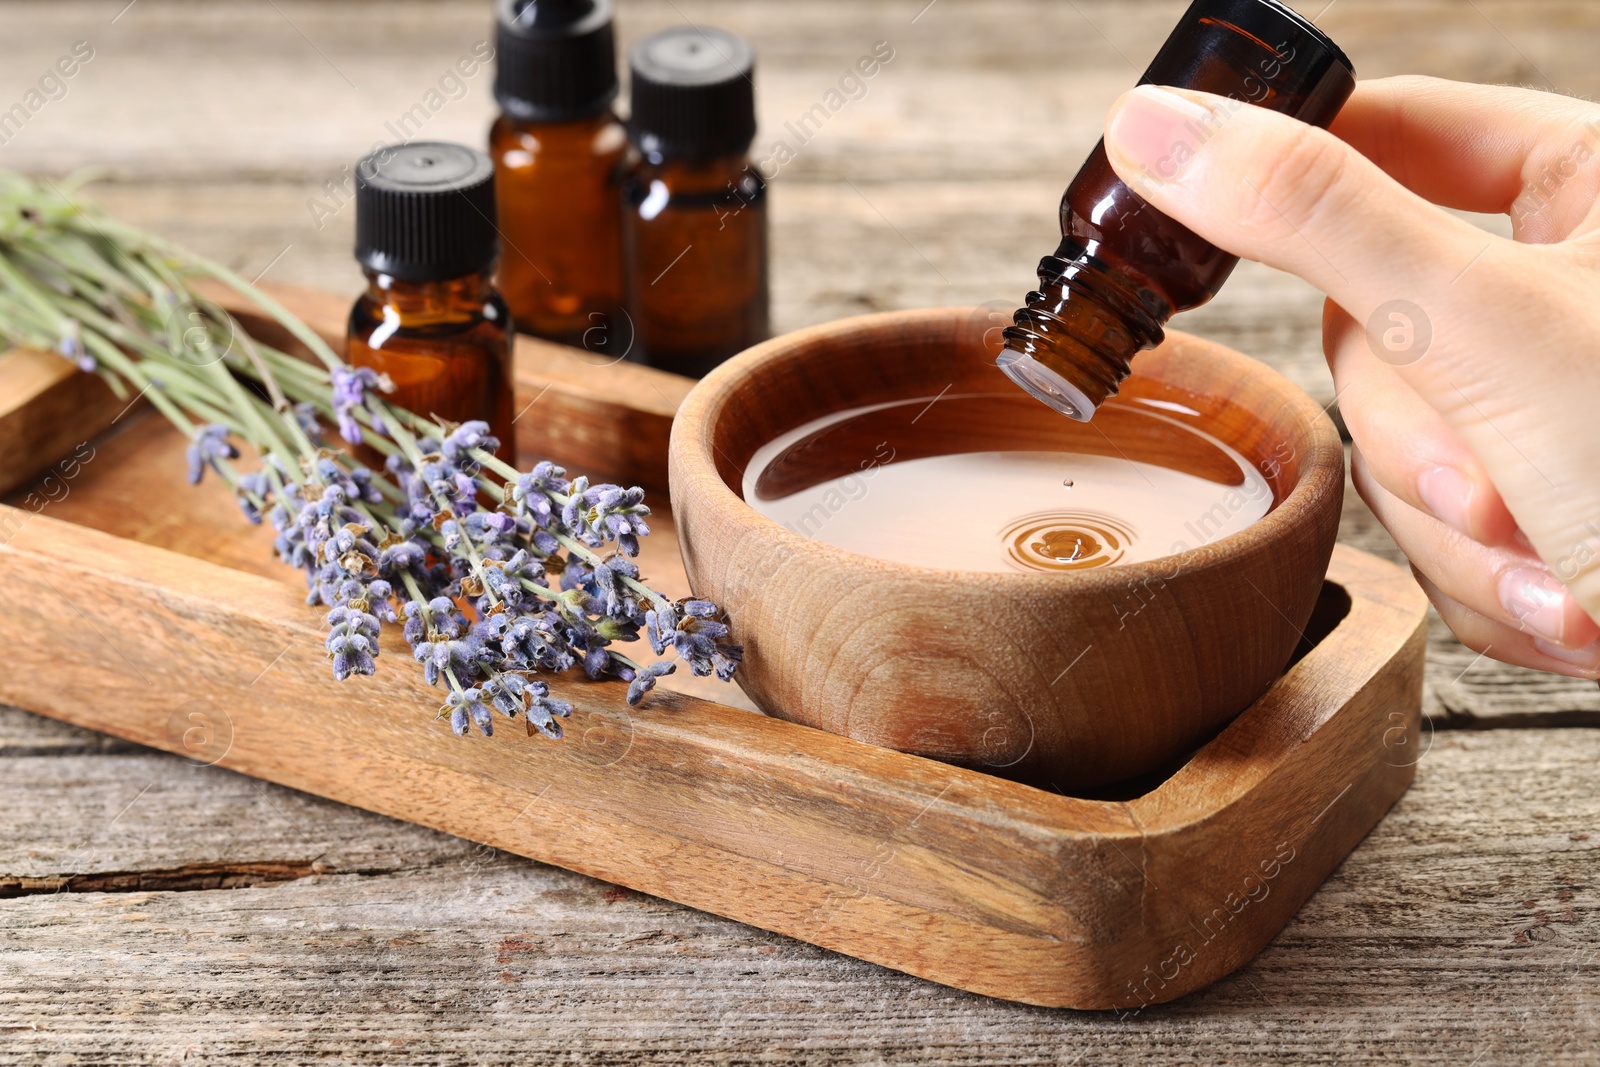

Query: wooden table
left=3, top=2, right=1598, bottom=1061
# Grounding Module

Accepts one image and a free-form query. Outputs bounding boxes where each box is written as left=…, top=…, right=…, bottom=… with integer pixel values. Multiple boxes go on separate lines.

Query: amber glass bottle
left=349, top=142, right=514, bottom=448
left=490, top=0, right=627, bottom=352
left=622, top=26, right=768, bottom=378
left=998, top=0, right=1355, bottom=420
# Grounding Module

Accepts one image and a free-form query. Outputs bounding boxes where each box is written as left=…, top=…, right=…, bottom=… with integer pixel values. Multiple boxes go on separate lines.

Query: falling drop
left=1062, top=479, right=1074, bottom=488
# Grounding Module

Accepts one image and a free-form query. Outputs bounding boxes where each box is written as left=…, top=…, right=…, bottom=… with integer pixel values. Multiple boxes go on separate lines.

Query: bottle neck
left=631, top=149, right=755, bottom=192
left=362, top=269, right=495, bottom=323
left=998, top=240, right=1167, bottom=420
left=499, top=109, right=620, bottom=139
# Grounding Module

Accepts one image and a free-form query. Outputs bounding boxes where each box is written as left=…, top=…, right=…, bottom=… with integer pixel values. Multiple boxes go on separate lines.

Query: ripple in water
left=1003, top=512, right=1134, bottom=571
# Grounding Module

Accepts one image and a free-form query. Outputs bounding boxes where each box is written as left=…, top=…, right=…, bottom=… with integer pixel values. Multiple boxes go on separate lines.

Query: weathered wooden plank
left=0, top=727, right=1594, bottom=1063
left=0, top=737, right=504, bottom=896
left=4, top=1, right=1595, bottom=181
left=0, top=704, right=141, bottom=758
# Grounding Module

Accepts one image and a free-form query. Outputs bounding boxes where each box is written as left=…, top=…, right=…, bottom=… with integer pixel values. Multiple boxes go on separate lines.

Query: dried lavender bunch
left=0, top=172, right=741, bottom=737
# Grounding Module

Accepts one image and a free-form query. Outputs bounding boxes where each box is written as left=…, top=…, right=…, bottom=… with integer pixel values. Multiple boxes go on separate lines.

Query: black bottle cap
left=628, top=26, right=756, bottom=160
left=354, top=142, right=499, bottom=282
left=494, top=0, right=618, bottom=123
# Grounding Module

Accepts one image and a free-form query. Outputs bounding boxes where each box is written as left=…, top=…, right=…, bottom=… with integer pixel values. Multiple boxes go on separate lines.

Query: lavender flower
left=526, top=686, right=573, bottom=739
left=325, top=521, right=379, bottom=576
left=57, top=321, right=94, bottom=372
left=378, top=537, right=427, bottom=580
left=291, top=402, right=324, bottom=443
left=586, top=484, right=652, bottom=557
left=410, top=598, right=481, bottom=687
left=330, top=367, right=390, bottom=445
left=509, top=461, right=570, bottom=528
left=463, top=510, right=520, bottom=546
left=418, top=451, right=479, bottom=517
left=442, top=686, right=494, bottom=737
left=481, top=672, right=573, bottom=738
left=648, top=599, right=743, bottom=681
left=347, top=466, right=384, bottom=505
left=441, top=420, right=499, bottom=466
left=590, top=557, right=643, bottom=622
left=325, top=603, right=380, bottom=680
left=185, top=423, right=237, bottom=485
left=469, top=551, right=541, bottom=617
left=242, top=377, right=737, bottom=730
left=235, top=470, right=271, bottom=524
left=492, top=612, right=576, bottom=674
left=357, top=579, right=398, bottom=623
left=627, top=659, right=676, bottom=706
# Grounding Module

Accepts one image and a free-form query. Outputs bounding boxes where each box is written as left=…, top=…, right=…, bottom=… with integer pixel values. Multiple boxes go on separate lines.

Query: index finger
left=1332, top=75, right=1600, bottom=237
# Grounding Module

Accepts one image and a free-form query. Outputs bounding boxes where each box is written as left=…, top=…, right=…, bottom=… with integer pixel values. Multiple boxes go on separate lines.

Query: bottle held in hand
left=998, top=0, right=1355, bottom=420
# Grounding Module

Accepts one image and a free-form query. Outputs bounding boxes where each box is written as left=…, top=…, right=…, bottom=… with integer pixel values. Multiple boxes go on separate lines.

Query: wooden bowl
left=668, top=308, right=1344, bottom=789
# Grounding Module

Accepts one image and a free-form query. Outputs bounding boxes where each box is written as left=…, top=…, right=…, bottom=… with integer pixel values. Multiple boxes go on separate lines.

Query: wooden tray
left=0, top=285, right=1428, bottom=1010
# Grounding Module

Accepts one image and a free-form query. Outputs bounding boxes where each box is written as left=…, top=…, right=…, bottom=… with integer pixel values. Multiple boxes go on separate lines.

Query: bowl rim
left=669, top=306, right=1345, bottom=592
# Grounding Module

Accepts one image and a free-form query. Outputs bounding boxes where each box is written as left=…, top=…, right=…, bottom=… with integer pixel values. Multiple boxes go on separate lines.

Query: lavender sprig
left=0, top=172, right=743, bottom=740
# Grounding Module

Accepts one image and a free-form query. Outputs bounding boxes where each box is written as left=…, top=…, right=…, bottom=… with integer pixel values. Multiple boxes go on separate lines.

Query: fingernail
left=1417, top=466, right=1475, bottom=538
left=1500, top=566, right=1574, bottom=644
left=1533, top=638, right=1600, bottom=671
left=1105, top=85, right=1219, bottom=180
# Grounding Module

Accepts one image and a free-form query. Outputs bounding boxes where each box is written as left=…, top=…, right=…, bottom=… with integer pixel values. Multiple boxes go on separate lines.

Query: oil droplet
left=1002, top=512, right=1134, bottom=572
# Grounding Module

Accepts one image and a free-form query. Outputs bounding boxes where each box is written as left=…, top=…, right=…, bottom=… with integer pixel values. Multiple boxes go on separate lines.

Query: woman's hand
left=1101, top=75, right=1600, bottom=678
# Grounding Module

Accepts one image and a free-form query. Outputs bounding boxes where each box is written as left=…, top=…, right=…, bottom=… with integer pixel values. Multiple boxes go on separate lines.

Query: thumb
left=1102, top=84, right=1486, bottom=328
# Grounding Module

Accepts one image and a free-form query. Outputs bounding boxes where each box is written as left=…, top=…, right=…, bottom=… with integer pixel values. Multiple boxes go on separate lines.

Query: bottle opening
left=996, top=350, right=1095, bottom=422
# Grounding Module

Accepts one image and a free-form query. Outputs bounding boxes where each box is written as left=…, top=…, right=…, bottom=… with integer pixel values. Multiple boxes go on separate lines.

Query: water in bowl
left=743, top=391, right=1274, bottom=573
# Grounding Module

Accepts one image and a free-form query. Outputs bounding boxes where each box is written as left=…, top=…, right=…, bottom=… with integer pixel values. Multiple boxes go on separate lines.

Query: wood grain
left=2, top=713, right=1594, bottom=1064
